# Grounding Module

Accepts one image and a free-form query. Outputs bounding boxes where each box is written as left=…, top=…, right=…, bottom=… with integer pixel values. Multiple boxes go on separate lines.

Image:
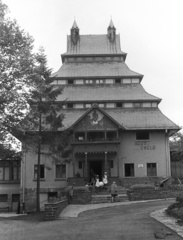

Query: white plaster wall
left=23, top=145, right=68, bottom=190
left=119, top=131, right=169, bottom=178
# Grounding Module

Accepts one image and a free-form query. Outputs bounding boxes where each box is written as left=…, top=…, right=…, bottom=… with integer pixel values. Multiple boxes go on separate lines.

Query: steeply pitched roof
left=51, top=62, right=142, bottom=78
left=61, top=108, right=179, bottom=132
left=71, top=20, right=79, bottom=29
left=56, top=84, right=161, bottom=102
left=62, top=34, right=126, bottom=56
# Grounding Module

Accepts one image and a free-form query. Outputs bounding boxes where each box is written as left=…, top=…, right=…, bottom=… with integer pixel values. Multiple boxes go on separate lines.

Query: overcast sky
left=3, top=0, right=183, bottom=130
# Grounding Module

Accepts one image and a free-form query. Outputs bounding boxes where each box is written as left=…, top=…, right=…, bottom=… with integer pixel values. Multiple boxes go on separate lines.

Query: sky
left=3, top=0, right=183, bottom=130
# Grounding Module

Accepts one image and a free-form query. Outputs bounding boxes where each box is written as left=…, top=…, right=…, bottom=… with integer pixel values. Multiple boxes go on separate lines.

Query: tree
left=0, top=0, right=34, bottom=138
left=169, top=131, right=183, bottom=162
left=20, top=48, right=67, bottom=212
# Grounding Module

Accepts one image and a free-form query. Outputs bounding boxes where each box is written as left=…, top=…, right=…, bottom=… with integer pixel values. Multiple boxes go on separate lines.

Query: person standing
left=110, top=181, right=118, bottom=203
left=103, top=172, right=108, bottom=190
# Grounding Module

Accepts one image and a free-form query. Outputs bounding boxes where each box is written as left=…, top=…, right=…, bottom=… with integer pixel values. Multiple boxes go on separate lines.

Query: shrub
left=129, top=184, right=154, bottom=190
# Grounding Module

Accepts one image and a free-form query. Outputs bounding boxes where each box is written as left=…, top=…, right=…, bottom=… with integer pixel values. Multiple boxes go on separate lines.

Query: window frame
left=136, top=131, right=150, bottom=140
left=34, top=164, right=45, bottom=180
left=55, top=164, right=66, bottom=179
left=147, top=163, right=157, bottom=176
left=124, top=163, right=135, bottom=177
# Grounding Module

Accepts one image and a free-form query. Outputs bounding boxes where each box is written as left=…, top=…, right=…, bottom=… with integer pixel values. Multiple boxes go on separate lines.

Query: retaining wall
left=44, top=198, right=68, bottom=221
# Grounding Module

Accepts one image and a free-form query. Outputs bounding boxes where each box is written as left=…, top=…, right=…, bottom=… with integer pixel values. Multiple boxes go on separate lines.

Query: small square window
left=68, top=80, right=74, bottom=84
left=116, top=102, right=122, bottom=108
left=115, top=79, right=121, bottom=84
left=136, top=131, right=149, bottom=140
left=67, top=103, right=74, bottom=109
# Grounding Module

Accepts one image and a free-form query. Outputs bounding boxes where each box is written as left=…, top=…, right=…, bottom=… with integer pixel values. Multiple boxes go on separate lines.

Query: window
left=55, top=164, right=66, bottom=178
left=116, top=102, right=122, bottom=108
left=134, top=102, right=141, bottom=108
left=75, top=79, right=84, bottom=84
left=87, top=131, right=105, bottom=141
left=98, top=103, right=105, bottom=108
left=106, top=103, right=115, bottom=108
left=75, top=132, right=85, bottom=141
left=34, top=165, right=45, bottom=179
left=106, top=79, right=113, bottom=84
left=136, top=131, right=150, bottom=140
left=67, top=103, right=74, bottom=109
left=125, top=164, right=134, bottom=177
left=147, top=163, right=157, bottom=176
left=85, top=103, right=92, bottom=108
left=0, top=194, right=8, bottom=202
left=132, top=78, right=139, bottom=84
left=75, top=104, right=84, bottom=109
left=123, top=79, right=131, bottom=84
left=123, top=103, right=133, bottom=108
left=152, top=102, right=158, bottom=108
left=86, top=80, right=93, bottom=84
left=107, top=131, right=117, bottom=141
left=0, top=161, right=20, bottom=181
left=68, top=80, right=74, bottom=84
left=115, top=79, right=121, bottom=84
left=96, top=79, right=104, bottom=84
left=142, top=102, right=151, bottom=108
left=78, top=161, right=83, bottom=169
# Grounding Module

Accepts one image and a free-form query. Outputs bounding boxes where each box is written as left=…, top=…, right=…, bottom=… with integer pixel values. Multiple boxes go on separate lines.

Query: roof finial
left=107, top=18, right=116, bottom=42
left=71, top=19, right=79, bottom=44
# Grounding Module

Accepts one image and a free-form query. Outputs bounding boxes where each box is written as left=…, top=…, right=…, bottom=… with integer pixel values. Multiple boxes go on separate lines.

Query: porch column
left=104, top=151, right=108, bottom=173
left=117, top=148, right=120, bottom=178
left=85, top=152, right=88, bottom=180
left=72, top=151, right=75, bottom=177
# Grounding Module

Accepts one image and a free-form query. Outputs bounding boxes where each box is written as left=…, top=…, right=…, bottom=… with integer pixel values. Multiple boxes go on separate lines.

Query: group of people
left=90, top=171, right=118, bottom=202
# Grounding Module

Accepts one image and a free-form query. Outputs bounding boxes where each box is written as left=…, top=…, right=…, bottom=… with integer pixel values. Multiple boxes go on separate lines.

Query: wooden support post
left=85, top=152, right=88, bottom=180
left=105, top=151, right=108, bottom=173
left=73, top=151, right=75, bottom=177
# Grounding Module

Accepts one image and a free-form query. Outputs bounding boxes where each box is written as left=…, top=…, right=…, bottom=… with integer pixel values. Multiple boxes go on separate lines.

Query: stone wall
left=71, top=187, right=92, bottom=204
left=127, top=188, right=180, bottom=201
left=44, top=199, right=68, bottom=221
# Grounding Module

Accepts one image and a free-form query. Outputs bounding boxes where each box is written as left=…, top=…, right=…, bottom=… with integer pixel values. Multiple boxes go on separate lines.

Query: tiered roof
left=56, top=84, right=161, bottom=102
left=51, top=21, right=179, bottom=132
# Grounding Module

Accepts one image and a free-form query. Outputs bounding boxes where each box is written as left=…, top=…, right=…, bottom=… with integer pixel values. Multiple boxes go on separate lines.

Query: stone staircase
left=91, top=186, right=129, bottom=204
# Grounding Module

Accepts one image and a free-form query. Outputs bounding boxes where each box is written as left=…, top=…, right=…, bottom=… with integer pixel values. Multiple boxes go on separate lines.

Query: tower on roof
left=107, top=19, right=116, bottom=42
left=70, top=20, right=79, bottom=45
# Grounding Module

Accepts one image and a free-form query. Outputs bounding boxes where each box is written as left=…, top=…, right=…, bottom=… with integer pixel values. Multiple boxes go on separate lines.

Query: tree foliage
left=170, top=131, right=183, bottom=161
left=0, top=0, right=34, bottom=136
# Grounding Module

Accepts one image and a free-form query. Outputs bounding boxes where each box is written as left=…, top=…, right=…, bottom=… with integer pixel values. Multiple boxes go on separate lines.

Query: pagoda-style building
left=22, top=20, right=179, bottom=211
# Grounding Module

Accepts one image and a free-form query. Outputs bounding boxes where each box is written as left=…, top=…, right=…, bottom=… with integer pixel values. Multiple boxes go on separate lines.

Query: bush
left=129, top=184, right=155, bottom=190
left=176, top=194, right=183, bottom=204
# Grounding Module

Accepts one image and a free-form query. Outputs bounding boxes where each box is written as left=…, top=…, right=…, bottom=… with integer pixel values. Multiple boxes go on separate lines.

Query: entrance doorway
left=89, top=160, right=103, bottom=181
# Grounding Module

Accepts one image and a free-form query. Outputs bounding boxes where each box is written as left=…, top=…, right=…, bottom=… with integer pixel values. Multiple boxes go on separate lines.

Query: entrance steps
left=91, top=186, right=129, bottom=203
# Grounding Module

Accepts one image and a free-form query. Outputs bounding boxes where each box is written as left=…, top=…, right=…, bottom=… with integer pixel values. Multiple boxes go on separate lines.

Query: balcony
left=72, top=131, right=120, bottom=144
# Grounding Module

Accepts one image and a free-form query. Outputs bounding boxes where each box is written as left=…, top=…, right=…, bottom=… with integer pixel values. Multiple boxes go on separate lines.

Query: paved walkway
left=59, top=198, right=183, bottom=238
left=0, top=199, right=182, bottom=238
